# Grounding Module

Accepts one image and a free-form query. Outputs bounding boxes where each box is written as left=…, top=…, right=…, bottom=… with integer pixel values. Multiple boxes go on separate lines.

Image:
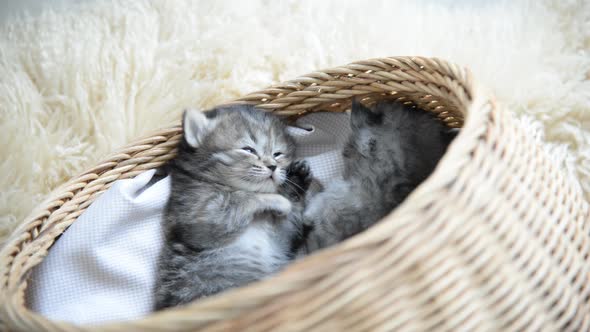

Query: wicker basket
left=1, top=56, right=589, bottom=332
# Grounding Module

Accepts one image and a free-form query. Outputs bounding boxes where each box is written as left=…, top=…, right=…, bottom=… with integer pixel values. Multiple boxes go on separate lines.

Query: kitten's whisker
left=284, top=178, right=305, bottom=193
left=283, top=179, right=306, bottom=200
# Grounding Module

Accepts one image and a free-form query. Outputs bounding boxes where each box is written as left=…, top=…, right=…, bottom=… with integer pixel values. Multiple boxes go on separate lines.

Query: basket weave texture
left=1, top=56, right=589, bottom=332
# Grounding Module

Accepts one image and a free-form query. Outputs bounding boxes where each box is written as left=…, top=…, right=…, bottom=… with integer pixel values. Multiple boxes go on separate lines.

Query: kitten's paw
left=285, top=160, right=313, bottom=198
left=302, top=215, right=316, bottom=227
left=260, top=194, right=292, bottom=217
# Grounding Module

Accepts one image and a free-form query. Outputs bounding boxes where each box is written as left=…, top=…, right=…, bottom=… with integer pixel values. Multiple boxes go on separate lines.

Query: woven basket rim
left=0, top=56, right=503, bottom=331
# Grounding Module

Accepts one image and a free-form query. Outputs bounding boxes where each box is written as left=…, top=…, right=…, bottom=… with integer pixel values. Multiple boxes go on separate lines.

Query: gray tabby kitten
left=303, top=100, right=456, bottom=252
left=154, top=105, right=312, bottom=310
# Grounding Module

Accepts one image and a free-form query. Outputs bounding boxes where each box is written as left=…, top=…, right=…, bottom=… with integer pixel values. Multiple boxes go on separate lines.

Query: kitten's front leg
left=222, top=192, right=292, bottom=224
left=302, top=182, right=359, bottom=253
left=300, top=191, right=335, bottom=252
left=254, top=193, right=292, bottom=217
left=179, top=192, right=291, bottom=249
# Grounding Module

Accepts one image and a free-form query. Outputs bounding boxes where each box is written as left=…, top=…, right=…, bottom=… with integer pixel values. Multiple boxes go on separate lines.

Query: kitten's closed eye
left=242, top=147, right=257, bottom=154
left=273, top=152, right=283, bottom=158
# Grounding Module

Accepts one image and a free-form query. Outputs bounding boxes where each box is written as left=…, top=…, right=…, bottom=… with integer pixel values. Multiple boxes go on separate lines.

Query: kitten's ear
left=183, top=108, right=212, bottom=148
left=350, top=99, right=383, bottom=128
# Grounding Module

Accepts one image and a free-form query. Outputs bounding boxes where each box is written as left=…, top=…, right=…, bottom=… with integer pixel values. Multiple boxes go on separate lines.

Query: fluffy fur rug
left=0, top=0, right=588, bottom=245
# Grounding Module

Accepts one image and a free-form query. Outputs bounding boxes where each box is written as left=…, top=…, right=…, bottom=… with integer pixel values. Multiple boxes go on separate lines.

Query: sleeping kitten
left=154, top=105, right=313, bottom=310
left=302, top=100, right=457, bottom=252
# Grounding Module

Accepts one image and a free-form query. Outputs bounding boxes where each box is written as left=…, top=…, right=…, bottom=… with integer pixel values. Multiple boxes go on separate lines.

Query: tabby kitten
left=302, top=100, right=457, bottom=252
left=154, top=105, right=312, bottom=310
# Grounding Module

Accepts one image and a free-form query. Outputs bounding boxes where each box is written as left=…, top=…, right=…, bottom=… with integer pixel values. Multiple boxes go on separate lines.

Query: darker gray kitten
left=302, top=100, right=457, bottom=252
left=154, top=105, right=312, bottom=310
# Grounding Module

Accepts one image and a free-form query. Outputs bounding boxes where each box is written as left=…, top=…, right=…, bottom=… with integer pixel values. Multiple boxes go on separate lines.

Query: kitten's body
left=155, top=106, right=312, bottom=310
left=303, top=101, right=456, bottom=252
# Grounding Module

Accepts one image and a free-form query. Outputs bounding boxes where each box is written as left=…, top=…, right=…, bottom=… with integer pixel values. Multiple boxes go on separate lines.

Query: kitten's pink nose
left=267, top=165, right=277, bottom=171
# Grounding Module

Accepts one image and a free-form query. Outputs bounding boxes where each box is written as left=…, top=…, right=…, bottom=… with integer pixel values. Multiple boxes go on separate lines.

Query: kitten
left=154, top=105, right=313, bottom=310
left=302, top=100, right=457, bottom=252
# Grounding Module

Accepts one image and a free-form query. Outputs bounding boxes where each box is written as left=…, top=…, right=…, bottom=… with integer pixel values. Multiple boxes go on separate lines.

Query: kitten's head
left=343, top=100, right=455, bottom=179
left=179, top=105, right=294, bottom=193
left=343, top=100, right=398, bottom=167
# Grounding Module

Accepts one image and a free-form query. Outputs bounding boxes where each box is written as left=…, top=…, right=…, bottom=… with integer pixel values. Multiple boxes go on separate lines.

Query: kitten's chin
left=257, top=178, right=282, bottom=193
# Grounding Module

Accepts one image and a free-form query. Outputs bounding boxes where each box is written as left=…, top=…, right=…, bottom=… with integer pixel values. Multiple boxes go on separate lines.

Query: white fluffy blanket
left=1, top=0, right=588, bottom=244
